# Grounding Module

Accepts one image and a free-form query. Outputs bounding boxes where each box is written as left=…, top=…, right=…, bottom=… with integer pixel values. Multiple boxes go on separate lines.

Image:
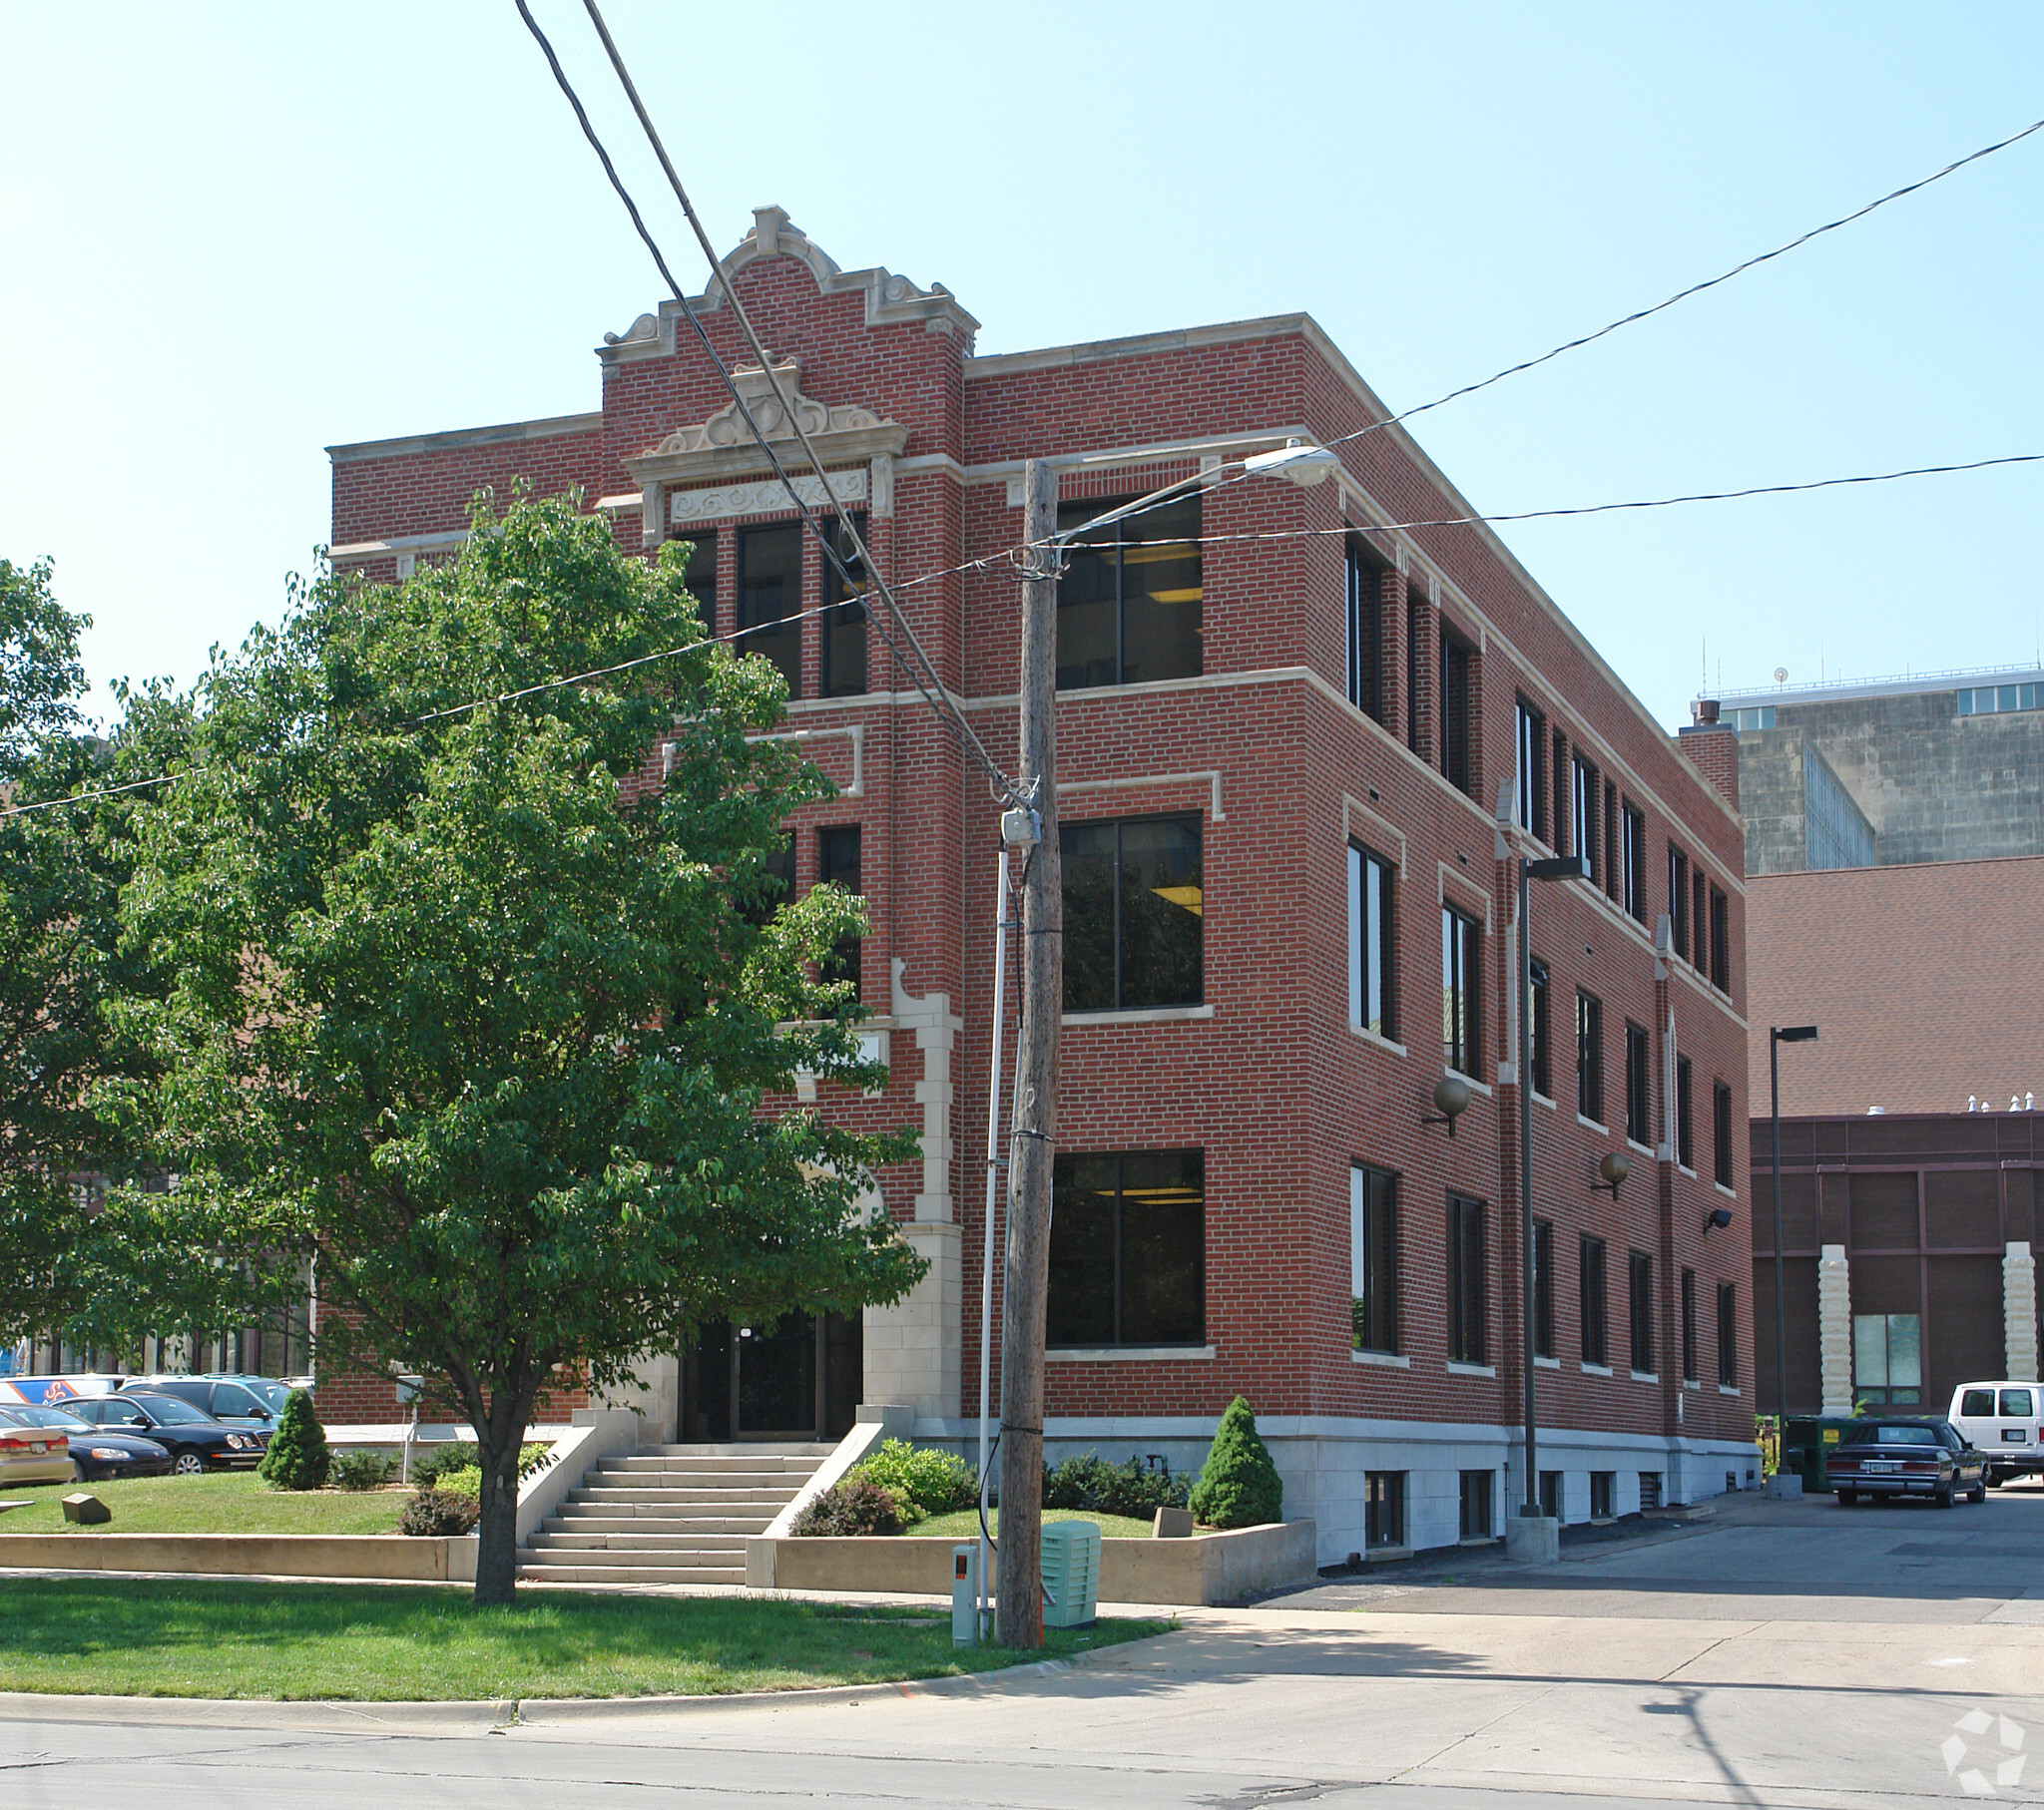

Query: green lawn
left=0, top=1577, right=1170, bottom=1700
left=0, top=1471, right=404, bottom=1536
left=914, top=1507, right=1159, bottom=1541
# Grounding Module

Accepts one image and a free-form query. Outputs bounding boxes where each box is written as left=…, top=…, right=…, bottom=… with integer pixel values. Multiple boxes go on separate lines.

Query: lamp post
left=1770, top=1025, right=1818, bottom=1420
left=1517, top=852, right=1587, bottom=1522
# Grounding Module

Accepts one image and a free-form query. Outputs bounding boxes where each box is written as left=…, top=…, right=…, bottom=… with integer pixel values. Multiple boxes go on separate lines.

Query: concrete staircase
left=517, top=1443, right=830, bottom=1586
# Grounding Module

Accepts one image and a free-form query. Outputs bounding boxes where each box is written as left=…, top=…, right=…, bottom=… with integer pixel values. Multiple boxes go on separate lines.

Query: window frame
left=819, top=511, right=869, bottom=698
left=1572, top=753, right=1600, bottom=885
left=1628, top=1249, right=1655, bottom=1375
left=1061, top=813, right=1205, bottom=1013
left=1458, top=1469, right=1494, bottom=1539
left=1345, top=534, right=1384, bottom=723
left=1046, top=1148, right=1207, bottom=1349
left=815, top=824, right=863, bottom=999
left=1668, top=845, right=1690, bottom=962
left=1624, top=1021, right=1652, bottom=1146
left=1441, top=901, right=1482, bottom=1081
left=1529, top=957, right=1552, bottom=1099
left=1532, top=1218, right=1556, bottom=1360
left=736, top=520, right=805, bottom=700
left=1681, top=1265, right=1699, bottom=1383
left=1439, top=625, right=1475, bottom=797
left=1717, top=1281, right=1738, bottom=1387
left=1576, top=989, right=1604, bottom=1126
left=1447, top=1193, right=1488, bottom=1365
left=1054, top=495, right=1204, bottom=690
left=1713, top=1081, right=1735, bottom=1189
left=1347, top=842, right=1396, bottom=1042
left=1580, top=1233, right=1609, bottom=1367
left=1515, top=698, right=1547, bottom=839
left=1350, top=1163, right=1399, bottom=1356
left=1676, top=1055, right=1695, bottom=1171
left=1364, top=1471, right=1406, bottom=1548
left=1709, top=885, right=1731, bottom=993
left=1621, top=802, right=1646, bottom=921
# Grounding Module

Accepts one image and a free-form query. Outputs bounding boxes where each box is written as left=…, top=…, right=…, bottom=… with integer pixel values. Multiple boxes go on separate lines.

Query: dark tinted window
left=821, top=514, right=867, bottom=697
left=1062, top=816, right=1203, bottom=1012
left=1047, top=1150, right=1205, bottom=1347
left=1442, top=903, right=1481, bottom=1079
left=2002, top=1390, right=2035, bottom=1417
left=1447, top=1194, right=1486, bottom=1364
left=1961, top=1389, right=1995, bottom=1417
left=1351, top=1165, right=1398, bottom=1355
left=1056, top=496, right=1202, bottom=690
left=737, top=523, right=803, bottom=699
left=682, top=532, right=717, bottom=630
left=816, top=825, right=862, bottom=1001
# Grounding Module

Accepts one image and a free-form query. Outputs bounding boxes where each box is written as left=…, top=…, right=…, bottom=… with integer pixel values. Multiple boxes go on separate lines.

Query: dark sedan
left=66, top=1391, right=268, bottom=1475
left=0, top=1405, right=174, bottom=1482
left=1829, top=1418, right=1988, bottom=1508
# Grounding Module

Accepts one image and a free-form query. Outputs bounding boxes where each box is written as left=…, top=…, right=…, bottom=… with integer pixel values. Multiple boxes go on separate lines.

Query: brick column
left=1405, top=578, right=1436, bottom=762
left=1377, top=569, right=1407, bottom=737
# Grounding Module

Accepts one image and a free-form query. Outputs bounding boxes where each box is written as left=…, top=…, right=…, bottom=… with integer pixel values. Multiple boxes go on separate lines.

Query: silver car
left=0, top=1416, right=71, bottom=1486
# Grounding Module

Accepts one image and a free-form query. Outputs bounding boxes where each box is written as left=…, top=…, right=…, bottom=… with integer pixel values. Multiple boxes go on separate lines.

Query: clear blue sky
left=3, top=3, right=2039, bottom=730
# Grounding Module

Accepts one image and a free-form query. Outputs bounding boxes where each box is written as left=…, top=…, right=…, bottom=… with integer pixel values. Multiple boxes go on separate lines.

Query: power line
left=511, top=0, right=1020, bottom=806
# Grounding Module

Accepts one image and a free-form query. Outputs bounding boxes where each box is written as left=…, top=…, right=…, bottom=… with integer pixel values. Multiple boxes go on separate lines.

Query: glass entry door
left=682, top=1312, right=861, bottom=1442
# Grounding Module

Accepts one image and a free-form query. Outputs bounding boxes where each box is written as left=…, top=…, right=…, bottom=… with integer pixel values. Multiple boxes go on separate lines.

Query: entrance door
left=681, top=1311, right=861, bottom=1442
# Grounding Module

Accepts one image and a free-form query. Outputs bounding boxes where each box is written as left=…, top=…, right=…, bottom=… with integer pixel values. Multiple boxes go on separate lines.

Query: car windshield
left=250, top=1381, right=291, bottom=1411
left=1840, top=1423, right=1937, bottom=1446
left=1, top=1407, right=90, bottom=1432
left=129, top=1394, right=216, bottom=1426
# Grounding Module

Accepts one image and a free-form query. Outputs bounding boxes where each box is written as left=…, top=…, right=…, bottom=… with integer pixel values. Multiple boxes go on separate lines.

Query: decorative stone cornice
left=624, top=356, right=909, bottom=494
left=597, top=205, right=979, bottom=366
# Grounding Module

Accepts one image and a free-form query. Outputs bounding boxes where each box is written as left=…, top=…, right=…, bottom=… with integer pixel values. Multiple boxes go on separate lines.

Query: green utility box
left=1782, top=1416, right=1860, bottom=1495
left=1041, top=1519, right=1101, bottom=1628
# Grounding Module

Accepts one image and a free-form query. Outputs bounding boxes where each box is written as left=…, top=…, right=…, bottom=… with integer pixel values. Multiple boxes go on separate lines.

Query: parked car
left=0, top=1415, right=70, bottom=1487
left=121, top=1375, right=284, bottom=1428
left=65, top=1391, right=268, bottom=1475
left=1946, top=1382, right=2043, bottom=1486
left=1828, top=1418, right=1987, bottom=1508
left=0, top=1405, right=174, bottom=1482
left=0, top=1374, right=129, bottom=1408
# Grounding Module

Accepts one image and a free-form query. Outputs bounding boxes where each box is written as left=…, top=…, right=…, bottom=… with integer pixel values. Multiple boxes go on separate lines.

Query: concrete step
left=565, top=1489, right=788, bottom=1511
left=517, top=1561, right=746, bottom=1585
left=541, top=1514, right=770, bottom=1537
left=527, top=1534, right=747, bottom=1557
left=605, top=1453, right=826, bottom=1474
left=641, top=1444, right=832, bottom=1459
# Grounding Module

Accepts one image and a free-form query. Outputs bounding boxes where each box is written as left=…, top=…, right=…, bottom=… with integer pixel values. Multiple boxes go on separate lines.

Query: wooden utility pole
left=997, top=456, right=1060, bottom=1648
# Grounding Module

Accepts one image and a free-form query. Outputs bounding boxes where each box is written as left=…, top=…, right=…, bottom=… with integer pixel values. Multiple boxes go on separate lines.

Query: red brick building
left=325, top=208, right=1759, bottom=1556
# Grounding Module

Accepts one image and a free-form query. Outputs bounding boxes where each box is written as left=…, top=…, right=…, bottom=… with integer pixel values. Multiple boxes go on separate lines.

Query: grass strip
left=0, top=1472, right=403, bottom=1537
left=0, top=1577, right=1170, bottom=1700
left=913, top=1507, right=1158, bottom=1541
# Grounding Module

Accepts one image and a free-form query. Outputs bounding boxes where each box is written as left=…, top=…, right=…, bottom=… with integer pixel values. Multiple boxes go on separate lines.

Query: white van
left=1947, top=1382, right=2044, bottom=1484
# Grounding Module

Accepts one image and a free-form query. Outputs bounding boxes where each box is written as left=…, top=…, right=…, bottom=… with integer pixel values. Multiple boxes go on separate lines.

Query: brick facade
left=325, top=208, right=1759, bottom=1555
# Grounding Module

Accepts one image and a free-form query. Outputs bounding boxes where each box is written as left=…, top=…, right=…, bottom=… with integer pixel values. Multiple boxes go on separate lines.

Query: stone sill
left=1347, top=1023, right=1407, bottom=1058
left=1445, top=1362, right=1497, bottom=1379
left=1581, top=1363, right=1614, bottom=1377
left=1631, top=1371, right=1660, bottom=1384
left=1719, top=1384, right=1743, bottom=1396
left=1047, top=1345, right=1217, bottom=1362
left=1352, top=1350, right=1409, bottom=1368
left=1063, top=1004, right=1213, bottom=1027
left=1534, top=1356, right=1561, bottom=1370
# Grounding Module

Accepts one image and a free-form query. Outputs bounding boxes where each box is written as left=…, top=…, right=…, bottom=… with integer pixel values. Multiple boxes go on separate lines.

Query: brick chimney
left=1677, top=697, right=1740, bottom=809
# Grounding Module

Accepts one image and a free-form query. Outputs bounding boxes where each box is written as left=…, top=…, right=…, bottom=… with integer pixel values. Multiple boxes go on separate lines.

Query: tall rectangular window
left=737, top=522, right=804, bottom=699
left=1458, top=1470, right=1494, bottom=1539
left=1681, top=1266, right=1699, bottom=1383
left=1717, top=1283, right=1738, bottom=1386
left=1580, top=1235, right=1608, bottom=1366
left=1364, top=1472, right=1405, bottom=1548
left=1516, top=698, right=1547, bottom=839
left=1447, top=1194, right=1487, bottom=1364
left=1853, top=1312, right=1923, bottom=1406
left=1529, top=957, right=1552, bottom=1099
left=1713, top=1081, right=1735, bottom=1188
left=1441, top=902, right=1482, bottom=1079
left=1621, top=803, right=1645, bottom=921
left=1603, top=781, right=1619, bottom=902
left=816, top=825, right=862, bottom=1000
left=1709, top=886, right=1731, bottom=993
left=1048, top=1150, right=1205, bottom=1347
left=1347, top=843, right=1395, bottom=1041
left=1624, top=1021, right=1651, bottom=1146
left=1440, top=628, right=1474, bottom=797
left=1350, top=1164, right=1398, bottom=1355
left=1532, top=1218, right=1556, bottom=1359
left=1629, top=1250, right=1655, bottom=1374
left=1676, top=1056, right=1695, bottom=1170
left=1693, top=871, right=1709, bottom=976
left=681, top=531, right=717, bottom=631
left=1055, top=496, right=1202, bottom=690
left=1668, top=846, right=1689, bottom=961
left=1345, top=535, right=1383, bottom=722
left=1576, top=989, right=1604, bottom=1125
left=820, top=512, right=867, bottom=697
left=1062, top=815, right=1203, bottom=1012
left=1572, top=755, right=1600, bottom=884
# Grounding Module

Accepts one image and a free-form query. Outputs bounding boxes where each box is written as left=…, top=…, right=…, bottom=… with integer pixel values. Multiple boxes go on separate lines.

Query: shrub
left=788, top=1476, right=901, bottom=1537
left=409, top=1439, right=553, bottom=1490
left=1043, top=1452, right=1191, bottom=1518
left=256, top=1388, right=330, bottom=1492
left=329, top=1450, right=393, bottom=1492
left=399, top=1488, right=482, bottom=1537
left=436, top=1465, right=483, bottom=1500
left=849, top=1439, right=977, bottom=1515
left=1188, top=1397, right=1283, bottom=1530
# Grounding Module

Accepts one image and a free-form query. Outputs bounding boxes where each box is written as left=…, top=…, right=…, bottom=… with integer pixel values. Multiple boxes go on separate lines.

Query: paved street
left=5, top=1485, right=2042, bottom=1809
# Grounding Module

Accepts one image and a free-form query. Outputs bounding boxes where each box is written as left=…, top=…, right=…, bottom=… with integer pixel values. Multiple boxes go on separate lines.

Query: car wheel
left=172, top=1452, right=207, bottom=1478
left=1835, top=1489, right=1856, bottom=1506
left=71, top=1459, right=88, bottom=1483
left=1935, top=1483, right=1955, bottom=1510
left=1971, top=1481, right=1988, bottom=1504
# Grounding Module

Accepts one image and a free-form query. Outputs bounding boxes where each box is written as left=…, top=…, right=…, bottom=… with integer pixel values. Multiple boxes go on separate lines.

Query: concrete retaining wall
left=0, top=1533, right=476, bottom=1582
left=750, top=1519, right=1316, bottom=1606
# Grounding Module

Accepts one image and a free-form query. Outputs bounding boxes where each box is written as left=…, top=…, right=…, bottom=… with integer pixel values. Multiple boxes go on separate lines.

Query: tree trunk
left=471, top=1391, right=532, bottom=1606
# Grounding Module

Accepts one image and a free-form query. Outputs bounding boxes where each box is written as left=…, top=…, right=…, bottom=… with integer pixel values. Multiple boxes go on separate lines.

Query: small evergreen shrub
left=1043, top=1452, right=1191, bottom=1517
left=409, top=1440, right=553, bottom=1489
left=329, top=1450, right=393, bottom=1492
left=788, top=1476, right=902, bottom=1537
left=399, top=1488, right=481, bottom=1537
left=849, top=1439, right=977, bottom=1515
left=1188, top=1397, right=1283, bottom=1530
left=256, top=1388, right=330, bottom=1491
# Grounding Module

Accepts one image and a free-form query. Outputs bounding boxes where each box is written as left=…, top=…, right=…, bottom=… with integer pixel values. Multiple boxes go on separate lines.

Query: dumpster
left=1782, top=1416, right=1860, bottom=1495
left=1041, top=1519, right=1101, bottom=1627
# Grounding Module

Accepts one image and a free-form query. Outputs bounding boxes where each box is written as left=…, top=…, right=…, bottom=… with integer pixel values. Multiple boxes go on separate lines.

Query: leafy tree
left=120, top=494, right=922, bottom=1603
left=0, top=559, right=240, bottom=1352
left=256, top=1386, right=330, bottom=1490
left=1189, top=1396, right=1284, bottom=1529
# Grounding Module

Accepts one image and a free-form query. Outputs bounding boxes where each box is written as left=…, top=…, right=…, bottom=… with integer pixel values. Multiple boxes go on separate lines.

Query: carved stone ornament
left=671, top=469, right=867, bottom=525
left=657, top=358, right=884, bottom=455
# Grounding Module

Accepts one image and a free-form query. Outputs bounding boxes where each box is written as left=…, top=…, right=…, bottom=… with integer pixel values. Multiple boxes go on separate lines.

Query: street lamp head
left=1704, top=1206, right=1735, bottom=1235
left=1422, top=1074, right=1472, bottom=1137
left=1243, top=438, right=1341, bottom=488
left=1593, top=1149, right=1630, bottom=1196
left=1775, top=1025, right=1819, bottom=1044
left=1526, top=854, right=1589, bottom=883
